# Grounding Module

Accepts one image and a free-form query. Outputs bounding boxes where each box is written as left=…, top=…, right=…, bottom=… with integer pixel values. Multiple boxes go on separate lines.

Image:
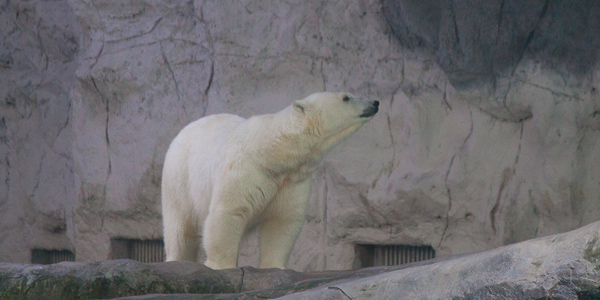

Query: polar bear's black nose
left=373, top=101, right=379, bottom=107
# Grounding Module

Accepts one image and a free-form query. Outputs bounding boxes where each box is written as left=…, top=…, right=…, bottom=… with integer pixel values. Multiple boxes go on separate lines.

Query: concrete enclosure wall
left=1, top=0, right=599, bottom=271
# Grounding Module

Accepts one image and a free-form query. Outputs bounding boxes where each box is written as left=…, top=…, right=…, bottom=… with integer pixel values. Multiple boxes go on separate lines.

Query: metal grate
left=130, top=240, right=165, bottom=263
left=373, top=245, right=435, bottom=266
left=111, top=238, right=165, bottom=263
left=31, top=249, right=75, bottom=264
left=354, top=244, right=435, bottom=268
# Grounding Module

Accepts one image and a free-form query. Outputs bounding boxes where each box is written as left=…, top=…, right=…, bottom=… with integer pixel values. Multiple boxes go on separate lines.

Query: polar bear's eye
left=342, top=95, right=350, bottom=102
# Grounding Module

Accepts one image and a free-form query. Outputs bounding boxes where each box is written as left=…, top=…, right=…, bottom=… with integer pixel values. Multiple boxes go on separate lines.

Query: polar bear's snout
left=359, top=99, right=379, bottom=118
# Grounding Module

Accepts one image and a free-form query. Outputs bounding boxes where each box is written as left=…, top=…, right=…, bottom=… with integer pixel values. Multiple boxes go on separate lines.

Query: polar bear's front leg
left=258, top=179, right=311, bottom=269
left=202, top=204, right=248, bottom=269
left=203, top=176, right=278, bottom=269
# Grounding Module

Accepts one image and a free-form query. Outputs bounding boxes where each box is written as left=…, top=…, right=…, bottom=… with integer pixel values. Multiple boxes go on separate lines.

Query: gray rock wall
left=0, top=0, right=599, bottom=272
left=0, top=0, right=81, bottom=262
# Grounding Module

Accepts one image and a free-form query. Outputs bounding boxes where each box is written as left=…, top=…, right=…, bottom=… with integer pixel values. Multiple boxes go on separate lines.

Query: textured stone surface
left=382, top=0, right=600, bottom=121
left=1, top=221, right=599, bottom=299
left=0, top=0, right=81, bottom=262
left=0, top=0, right=599, bottom=273
left=283, top=221, right=600, bottom=299
left=0, top=260, right=243, bottom=299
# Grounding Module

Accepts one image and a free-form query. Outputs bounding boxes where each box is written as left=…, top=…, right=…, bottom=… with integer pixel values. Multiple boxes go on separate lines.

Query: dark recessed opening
left=354, top=244, right=435, bottom=269
left=31, top=249, right=75, bottom=264
left=110, top=238, right=165, bottom=263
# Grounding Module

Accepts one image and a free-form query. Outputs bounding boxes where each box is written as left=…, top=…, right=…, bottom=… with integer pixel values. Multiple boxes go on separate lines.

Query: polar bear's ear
left=293, top=100, right=306, bottom=114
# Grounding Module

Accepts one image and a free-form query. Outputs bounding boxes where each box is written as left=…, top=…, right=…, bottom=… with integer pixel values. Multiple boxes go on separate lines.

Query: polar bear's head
left=292, top=92, right=379, bottom=139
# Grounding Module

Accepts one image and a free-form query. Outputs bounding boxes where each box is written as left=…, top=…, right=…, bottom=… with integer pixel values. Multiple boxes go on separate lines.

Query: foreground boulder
left=282, top=221, right=600, bottom=300
left=2, top=221, right=600, bottom=299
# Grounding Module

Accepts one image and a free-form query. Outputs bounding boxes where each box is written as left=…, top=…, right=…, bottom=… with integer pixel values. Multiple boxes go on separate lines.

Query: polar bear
left=161, top=92, right=379, bottom=269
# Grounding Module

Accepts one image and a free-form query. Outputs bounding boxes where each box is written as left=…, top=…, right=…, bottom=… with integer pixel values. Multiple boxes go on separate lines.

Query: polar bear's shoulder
left=179, top=114, right=245, bottom=136
left=168, top=113, right=246, bottom=153
left=189, top=113, right=246, bottom=129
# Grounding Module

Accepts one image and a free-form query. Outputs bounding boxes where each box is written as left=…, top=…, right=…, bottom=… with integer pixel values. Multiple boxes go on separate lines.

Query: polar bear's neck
left=240, top=107, right=360, bottom=178
left=249, top=108, right=322, bottom=169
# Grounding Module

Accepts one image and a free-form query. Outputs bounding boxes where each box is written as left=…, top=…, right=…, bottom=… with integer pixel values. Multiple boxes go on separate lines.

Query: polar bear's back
left=162, top=114, right=246, bottom=222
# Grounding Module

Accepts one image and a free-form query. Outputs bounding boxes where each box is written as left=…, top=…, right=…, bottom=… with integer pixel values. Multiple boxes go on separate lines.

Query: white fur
left=161, top=92, right=378, bottom=269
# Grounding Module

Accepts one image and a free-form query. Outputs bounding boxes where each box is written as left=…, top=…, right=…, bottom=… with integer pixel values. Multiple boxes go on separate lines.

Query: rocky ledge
left=2, top=221, right=600, bottom=299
